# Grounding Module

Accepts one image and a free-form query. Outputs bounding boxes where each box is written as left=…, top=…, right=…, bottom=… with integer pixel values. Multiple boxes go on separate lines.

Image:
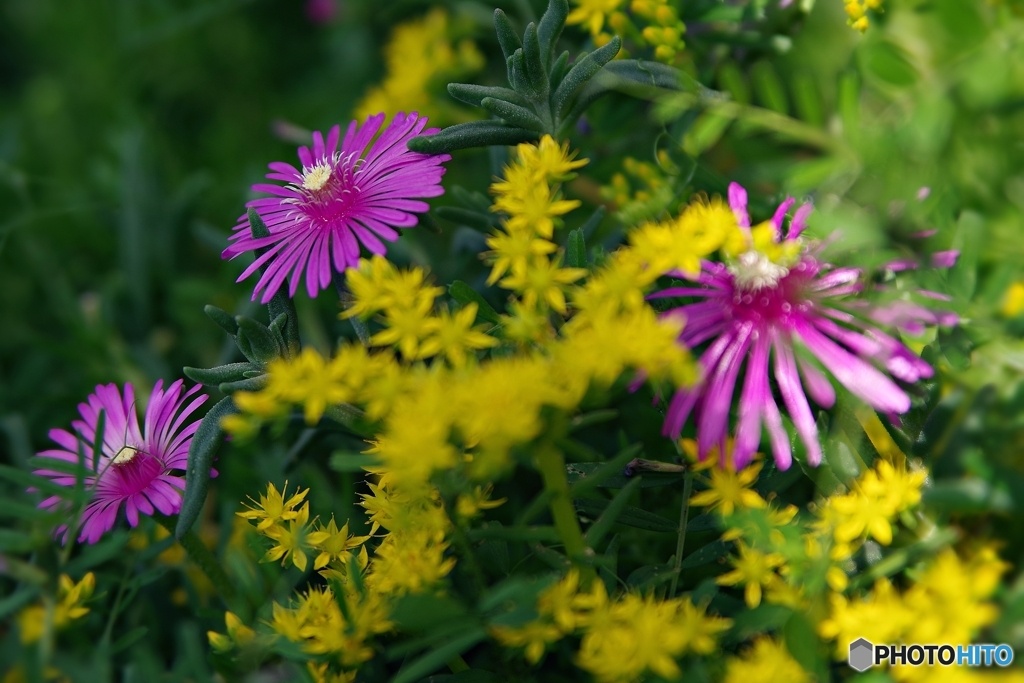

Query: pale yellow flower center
left=301, top=162, right=333, bottom=192
left=111, top=445, right=139, bottom=466
left=729, top=250, right=789, bottom=292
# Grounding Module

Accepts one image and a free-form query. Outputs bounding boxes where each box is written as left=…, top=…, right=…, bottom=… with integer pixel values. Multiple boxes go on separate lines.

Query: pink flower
left=223, top=112, right=450, bottom=303
left=34, top=381, right=207, bottom=544
left=652, top=183, right=950, bottom=471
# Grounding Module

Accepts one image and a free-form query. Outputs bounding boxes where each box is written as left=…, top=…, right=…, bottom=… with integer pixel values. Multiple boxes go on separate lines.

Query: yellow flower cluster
left=493, top=570, right=732, bottom=682
left=207, top=611, right=256, bottom=653
left=819, top=545, right=1008, bottom=680
left=567, top=0, right=685, bottom=62
left=844, top=0, right=883, bottom=32
left=236, top=481, right=370, bottom=573
left=1002, top=281, right=1024, bottom=317
left=601, top=155, right=675, bottom=225
left=487, top=135, right=588, bottom=316
left=354, top=8, right=484, bottom=124
left=16, top=573, right=95, bottom=645
left=345, top=256, right=498, bottom=365
left=723, top=637, right=810, bottom=683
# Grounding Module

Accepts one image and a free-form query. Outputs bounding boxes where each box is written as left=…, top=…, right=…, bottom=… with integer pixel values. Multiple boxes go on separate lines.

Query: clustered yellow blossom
left=819, top=545, right=1008, bottom=681
left=567, top=0, right=686, bottom=62
left=346, top=256, right=498, bottom=365
left=236, top=481, right=369, bottom=574
left=207, top=611, right=256, bottom=653
left=723, top=637, right=810, bottom=683
left=1002, top=281, right=1024, bottom=317
left=16, top=573, right=95, bottom=644
left=487, top=135, right=588, bottom=319
left=601, top=154, right=675, bottom=225
left=844, top=0, right=883, bottom=32
left=493, top=570, right=732, bottom=682
left=355, top=8, right=484, bottom=124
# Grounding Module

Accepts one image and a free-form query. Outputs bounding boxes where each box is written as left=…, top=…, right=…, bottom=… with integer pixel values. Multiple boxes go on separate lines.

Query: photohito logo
left=848, top=639, right=1014, bottom=671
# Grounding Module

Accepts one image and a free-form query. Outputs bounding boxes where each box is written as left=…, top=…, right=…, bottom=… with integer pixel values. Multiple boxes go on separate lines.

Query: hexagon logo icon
left=849, top=638, right=874, bottom=672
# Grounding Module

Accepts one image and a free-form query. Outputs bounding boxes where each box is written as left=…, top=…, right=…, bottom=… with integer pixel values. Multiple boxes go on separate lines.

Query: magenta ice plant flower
left=34, top=380, right=207, bottom=544
left=652, top=183, right=955, bottom=471
left=223, top=112, right=450, bottom=303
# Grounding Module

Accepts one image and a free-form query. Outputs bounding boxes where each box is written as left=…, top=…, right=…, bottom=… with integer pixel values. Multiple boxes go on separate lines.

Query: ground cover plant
left=3, top=0, right=1024, bottom=681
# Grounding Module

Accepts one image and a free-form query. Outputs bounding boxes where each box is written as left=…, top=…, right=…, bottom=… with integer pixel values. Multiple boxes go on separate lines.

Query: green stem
left=668, top=471, right=694, bottom=597
left=156, top=515, right=235, bottom=602
left=534, top=442, right=595, bottom=583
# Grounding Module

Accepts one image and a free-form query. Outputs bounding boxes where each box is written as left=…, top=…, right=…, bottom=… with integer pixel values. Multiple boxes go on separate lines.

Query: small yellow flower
left=492, top=621, right=564, bottom=664
left=484, top=229, right=557, bottom=286
left=370, top=295, right=436, bottom=360
left=207, top=611, right=256, bottom=653
left=237, top=481, right=309, bottom=532
left=567, top=0, right=627, bottom=37
left=419, top=303, right=499, bottom=367
left=690, top=461, right=768, bottom=516
left=1002, top=281, right=1024, bottom=317
left=717, top=542, right=785, bottom=608
left=500, top=257, right=587, bottom=313
left=306, top=516, right=372, bottom=571
left=724, top=637, right=810, bottom=683
left=17, top=573, right=95, bottom=645
left=263, top=502, right=314, bottom=571
left=455, top=485, right=507, bottom=519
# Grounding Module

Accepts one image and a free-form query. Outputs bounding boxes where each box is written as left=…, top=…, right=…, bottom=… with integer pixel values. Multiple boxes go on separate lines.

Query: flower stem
left=534, top=442, right=595, bottom=583
left=669, top=471, right=694, bottom=597
left=156, top=515, right=235, bottom=602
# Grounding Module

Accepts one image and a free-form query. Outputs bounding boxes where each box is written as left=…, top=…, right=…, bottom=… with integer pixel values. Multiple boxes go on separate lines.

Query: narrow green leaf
left=448, top=282, right=502, bottom=325
left=176, top=397, right=235, bottom=539
left=480, top=97, right=547, bottom=132
left=328, top=451, right=381, bottom=472
left=435, top=206, right=499, bottom=232
left=0, top=587, right=40, bottom=620
left=679, top=539, right=730, bottom=569
left=575, top=498, right=677, bottom=533
left=183, top=363, right=257, bottom=387
left=218, top=375, right=268, bottom=394
left=510, top=50, right=539, bottom=99
left=578, top=205, right=605, bottom=234
left=751, top=60, right=789, bottom=114
left=466, top=525, right=562, bottom=543
left=549, top=50, right=570, bottom=88
left=626, top=563, right=675, bottom=590
left=112, top=626, right=149, bottom=654
left=0, top=529, right=36, bottom=552
left=493, top=9, right=522, bottom=61
left=91, top=409, right=106, bottom=473
left=236, top=316, right=282, bottom=364
left=522, top=23, right=547, bottom=98
left=553, top=36, right=621, bottom=119
left=584, top=476, right=642, bottom=545
left=0, top=466, right=87, bottom=499
left=408, top=122, right=540, bottom=154
left=203, top=304, right=238, bottom=336
left=566, top=228, right=587, bottom=268
left=565, top=443, right=642, bottom=496
left=391, top=627, right=487, bottom=683
left=567, top=408, right=617, bottom=432
left=447, top=83, right=531, bottom=109
left=537, top=0, right=568, bottom=68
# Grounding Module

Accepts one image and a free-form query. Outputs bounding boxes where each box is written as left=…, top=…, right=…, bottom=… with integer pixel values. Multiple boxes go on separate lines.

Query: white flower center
left=112, top=446, right=140, bottom=466
left=301, top=162, right=333, bottom=192
left=729, top=250, right=790, bottom=292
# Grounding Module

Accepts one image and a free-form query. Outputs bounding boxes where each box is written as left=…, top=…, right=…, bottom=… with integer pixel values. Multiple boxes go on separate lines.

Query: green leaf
left=218, top=375, right=268, bottom=394
left=480, top=97, right=546, bottom=132
left=391, top=627, right=487, bottom=683
left=567, top=408, right=617, bottom=432
left=176, top=396, right=235, bottom=539
left=420, top=670, right=504, bottom=683
left=553, top=36, right=621, bottom=119
left=522, top=23, right=547, bottom=98
left=391, top=593, right=471, bottom=632
left=435, top=206, right=500, bottom=232
left=204, top=304, right=238, bottom=336
left=950, top=210, right=982, bottom=303
left=784, top=611, right=828, bottom=681
left=0, top=587, right=40, bottom=620
left=328, top=451, right=381, bottom=472
left=725, top=604, right=793, bottom=643
left=751, top=60, right=788, bottom=115
left=467, top=525, right=561, bottom=543
left=566, top=228, right=586, bottom=268
left=408, top=122, right=540, bottom=154
left=493, top=9, right=523, bottom=62
left=537, top=0, right=568, bottom=69
left=685, top=513, right=722, bottom=532
left=575, top=497, right=677, bottom=533
left=549, top=50, right=570, bottom=88
left=112, top=626, right=149, bottom=654
left=565, top=443, right=642, bottom=496
left=447, top=83, right=531, bottom=109
left=626, top=563, right=675, bottom=590
left=679, top=539, right=730, bottom=570
left=183, top=362, right=257, bottom=387
left=923, top=478, right=1014, bottom=514
left=584, top=477, right=642, bottom=545
left=448, top=282, right=502, bottom=325
left=236, top=316, right=282, bottom=364
left=860, top=39, right=918, bottom=87
left=0, top=529, right=37, bottom=552
left=566, top=459, right=683, bottom=491
left=0, top=465, right=87, bottom=500
left=478, top=574, right=556, bottom=613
